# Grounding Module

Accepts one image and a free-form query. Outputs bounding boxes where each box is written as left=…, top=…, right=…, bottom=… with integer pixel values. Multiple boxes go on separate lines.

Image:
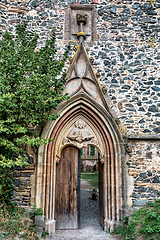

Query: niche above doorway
left=64, top=4, right=98, bottom=41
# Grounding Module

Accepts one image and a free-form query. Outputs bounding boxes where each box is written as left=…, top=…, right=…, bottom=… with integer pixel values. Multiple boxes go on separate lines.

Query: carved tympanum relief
left=62, top=119, right=98, bottom=149
left=67, top=119, right=94, bottom=143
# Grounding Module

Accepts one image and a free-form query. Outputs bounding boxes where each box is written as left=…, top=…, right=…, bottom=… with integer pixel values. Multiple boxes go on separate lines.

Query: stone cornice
left=128, top=134, right=160, bottom=140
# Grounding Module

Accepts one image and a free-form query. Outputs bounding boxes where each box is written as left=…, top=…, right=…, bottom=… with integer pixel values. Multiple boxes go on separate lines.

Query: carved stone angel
left=67, top=119, right=94, bottom=143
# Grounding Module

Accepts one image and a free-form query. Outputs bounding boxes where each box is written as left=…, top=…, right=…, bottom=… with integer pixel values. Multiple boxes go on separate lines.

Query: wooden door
left=99, top=154, right=104, bottom=228
left=55, top=146, right=80, bottom=229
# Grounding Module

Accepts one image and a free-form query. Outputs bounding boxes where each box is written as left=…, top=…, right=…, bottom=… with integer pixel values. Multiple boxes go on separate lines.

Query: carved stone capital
left=125, top=143, right=132, bottom=154
left=123, top=134, right=132, bottom=154
left=100, top=155, right=105, bottom=164
left=56, top=155, right=61, bottom=164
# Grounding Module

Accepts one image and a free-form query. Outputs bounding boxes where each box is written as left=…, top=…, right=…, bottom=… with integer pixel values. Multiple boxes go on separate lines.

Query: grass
left=0, top=204, right=43, bottom=240
left=113, top=199, right=160, bottom=240
left=81, top=171, right=98, bottom=187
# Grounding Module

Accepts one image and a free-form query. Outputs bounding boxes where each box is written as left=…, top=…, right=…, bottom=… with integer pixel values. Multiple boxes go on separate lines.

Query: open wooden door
left=99, top=153, right=104, bottom=228
left=55, top=146, right=80, bottom=229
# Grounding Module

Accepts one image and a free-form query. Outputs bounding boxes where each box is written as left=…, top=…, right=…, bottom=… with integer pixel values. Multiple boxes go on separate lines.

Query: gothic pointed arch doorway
left=35, top=95, right=126, bottom=233
left=35, top=20, right=127, bottom=233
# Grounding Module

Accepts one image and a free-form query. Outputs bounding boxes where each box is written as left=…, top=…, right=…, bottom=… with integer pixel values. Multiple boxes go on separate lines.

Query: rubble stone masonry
left=0, top=0, right=160, bottom=208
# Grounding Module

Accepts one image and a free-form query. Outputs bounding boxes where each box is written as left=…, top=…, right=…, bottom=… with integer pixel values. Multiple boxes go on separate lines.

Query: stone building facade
left=1, top=0, right=160, bottom=233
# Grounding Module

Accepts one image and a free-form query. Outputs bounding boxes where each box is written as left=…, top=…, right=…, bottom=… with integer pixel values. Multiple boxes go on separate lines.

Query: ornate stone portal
left=35, top=4, right=127, bottom=235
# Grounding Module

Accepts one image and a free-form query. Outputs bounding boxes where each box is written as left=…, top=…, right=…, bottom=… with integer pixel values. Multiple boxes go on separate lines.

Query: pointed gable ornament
left=63, top=14, right=113, bottom=115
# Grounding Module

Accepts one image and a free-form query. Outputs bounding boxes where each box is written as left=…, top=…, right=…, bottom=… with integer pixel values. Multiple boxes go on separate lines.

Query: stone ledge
left=128, top=134, right=160, bottom=140
left=68, top=4, right=96, bottom=10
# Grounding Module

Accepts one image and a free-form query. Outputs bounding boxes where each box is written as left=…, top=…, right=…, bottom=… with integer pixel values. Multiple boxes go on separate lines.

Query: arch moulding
left=35, top=24, right=128, bottom=233
left=35, top=94, right=127, bottom=233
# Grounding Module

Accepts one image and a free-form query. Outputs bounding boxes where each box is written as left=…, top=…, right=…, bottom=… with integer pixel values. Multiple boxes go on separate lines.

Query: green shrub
left=42, top=231, right=49, bottom=238
left=0, top=167, right=14, bottom=205
left=0, top=204, right=39, bottom=239
left=113, top=200, right=160, bottom=240
left=30, top=205, right=43, bottom=219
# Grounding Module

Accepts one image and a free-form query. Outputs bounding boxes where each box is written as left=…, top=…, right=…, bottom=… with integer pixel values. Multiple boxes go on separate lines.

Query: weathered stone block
left=134, top=199, right=148, bottom=206
left=148, top=105, right=159, bottom=112
left=152, top=175, right=160, bottom=183
left=153, top=127, right=160, bottom=133
left=14, top=179, right=22, bottom=187
left=35, top=215, right=45, bottom=228
left=30, top=0, right=39, bottom=8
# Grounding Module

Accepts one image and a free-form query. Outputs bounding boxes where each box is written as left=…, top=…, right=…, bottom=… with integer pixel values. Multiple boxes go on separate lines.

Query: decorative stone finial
left=77, top=32, right=86, bottom=39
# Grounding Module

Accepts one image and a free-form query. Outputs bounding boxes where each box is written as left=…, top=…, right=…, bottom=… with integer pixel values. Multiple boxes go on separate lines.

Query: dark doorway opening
left=80, top=146, right=104, bottom=229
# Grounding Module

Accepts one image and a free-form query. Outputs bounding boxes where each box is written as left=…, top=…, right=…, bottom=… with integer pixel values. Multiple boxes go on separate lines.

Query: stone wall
left=128, top=139, right=160, bottom=206
left=0, top=0, right=159, bottom=134
left=91, top=0, right=160, bottom=135
left=11, top=156, right=35, bottom=206
left=0, top=0, right=160, bottom=207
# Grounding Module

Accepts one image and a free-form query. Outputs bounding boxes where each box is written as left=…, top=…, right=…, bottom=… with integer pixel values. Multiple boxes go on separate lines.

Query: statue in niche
left=67, top=119, right=94, bottom=143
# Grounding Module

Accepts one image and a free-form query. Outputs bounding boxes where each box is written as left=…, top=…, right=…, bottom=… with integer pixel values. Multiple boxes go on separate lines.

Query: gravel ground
left=43, top=179, right=119, bottom=240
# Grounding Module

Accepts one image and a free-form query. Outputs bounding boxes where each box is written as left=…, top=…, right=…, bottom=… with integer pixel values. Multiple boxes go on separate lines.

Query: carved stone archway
left=35, top=94, right=126, bottom=233
left=35, top=14, right=127, bottom=233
